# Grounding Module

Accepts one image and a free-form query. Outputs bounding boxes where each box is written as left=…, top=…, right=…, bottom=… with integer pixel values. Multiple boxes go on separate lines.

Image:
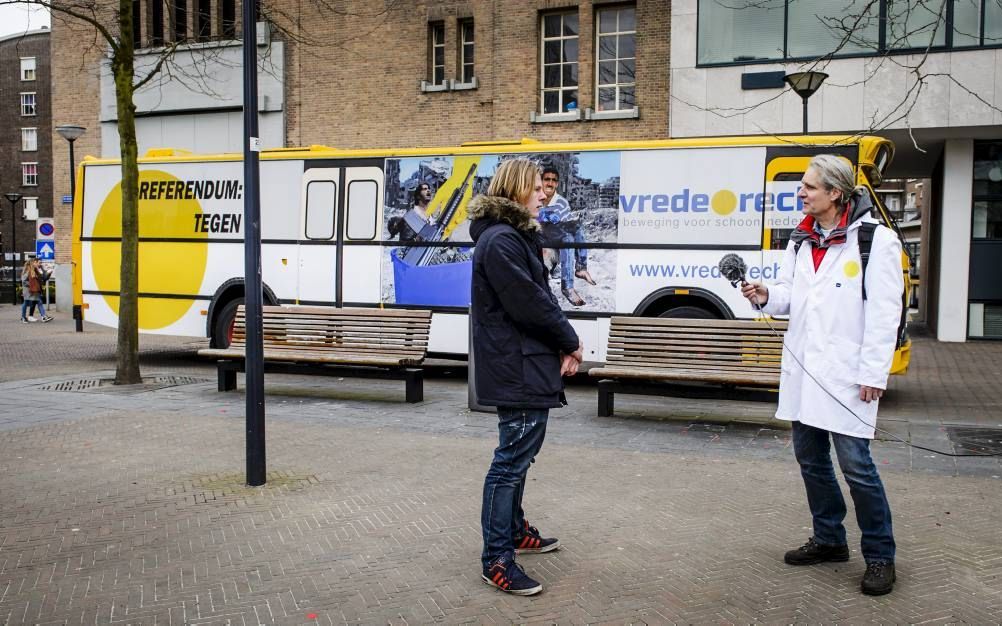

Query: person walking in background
left=21, top=259, right=52, bottom=323
left=538, top=166, right=596, bottom=307
left=741, top=154, right=902, bottom=596
left=469, top=158, right=583, bottom=596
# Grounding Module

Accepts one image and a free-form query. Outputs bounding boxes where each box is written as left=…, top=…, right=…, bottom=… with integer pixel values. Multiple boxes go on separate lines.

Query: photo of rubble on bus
left=381, top=152, right=620, bottom=311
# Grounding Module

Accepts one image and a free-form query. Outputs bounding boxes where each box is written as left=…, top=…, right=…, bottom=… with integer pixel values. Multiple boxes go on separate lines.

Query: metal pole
left=70, top=139, right=83, bottom=332
left=243, top=2, right=266, bottom=487
left=9, top=199, right=17, bottom=306
left=802, top=97, right=809, bottom=135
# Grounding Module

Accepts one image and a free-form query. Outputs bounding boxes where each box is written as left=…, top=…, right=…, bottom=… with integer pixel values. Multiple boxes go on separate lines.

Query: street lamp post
left=784, top=71, right=828, bottom=134
left=3, top=192, right=23, bottom=306
left=56, top=124, right=87, bottom=331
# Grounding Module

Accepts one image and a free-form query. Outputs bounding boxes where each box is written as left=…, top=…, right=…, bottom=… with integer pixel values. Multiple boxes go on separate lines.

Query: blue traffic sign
left=62, top=195, right=72, bottom=205
left=36, top=241, right=55, bottom=260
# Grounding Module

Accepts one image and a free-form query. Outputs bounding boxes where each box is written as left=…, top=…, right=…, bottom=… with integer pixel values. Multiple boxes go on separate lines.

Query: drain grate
left=946, top=427, right=1002, bottom=455
left=37, top=375, right=209, bottom=394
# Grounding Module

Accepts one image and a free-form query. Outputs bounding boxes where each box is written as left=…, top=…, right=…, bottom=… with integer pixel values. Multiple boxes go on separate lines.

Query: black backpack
left=794, top=222, right=909, bottom=348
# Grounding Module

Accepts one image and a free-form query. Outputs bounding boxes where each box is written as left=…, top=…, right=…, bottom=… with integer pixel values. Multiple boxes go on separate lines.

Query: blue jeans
left=558, top=225, right=588, bottom=289
left=792, top=421, right=895, bottom=564
left=481, top=407, right=548, bottom=569
left=21, top=298, right=45, bottom=320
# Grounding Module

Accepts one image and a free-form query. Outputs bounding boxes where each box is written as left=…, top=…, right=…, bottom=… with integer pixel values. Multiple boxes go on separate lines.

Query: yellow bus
left=73, top=134, right=911, bottom=372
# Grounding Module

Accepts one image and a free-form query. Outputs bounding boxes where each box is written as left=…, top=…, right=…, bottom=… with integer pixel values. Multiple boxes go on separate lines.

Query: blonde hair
left=486, top=159, right=540, bottom=205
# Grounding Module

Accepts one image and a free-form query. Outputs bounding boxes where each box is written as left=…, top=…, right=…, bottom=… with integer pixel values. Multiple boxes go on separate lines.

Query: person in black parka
left=469, top=158, right=582, bottom=596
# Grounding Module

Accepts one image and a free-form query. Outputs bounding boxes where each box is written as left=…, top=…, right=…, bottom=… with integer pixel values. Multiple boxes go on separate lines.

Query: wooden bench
left=198, top=305, right=432, bottom=402
left=588, top=317, right=788, bottom=417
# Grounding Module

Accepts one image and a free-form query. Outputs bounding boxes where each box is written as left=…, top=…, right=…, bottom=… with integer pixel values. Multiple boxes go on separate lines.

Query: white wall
left=98, top=40, right=285, bottom=155
left=670, top=0, right=1002, bottom=137
left=936, top=139, right=974, bottom=342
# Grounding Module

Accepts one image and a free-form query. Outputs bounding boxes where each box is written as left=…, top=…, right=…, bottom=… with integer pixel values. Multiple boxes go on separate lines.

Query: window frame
left=428, top=21, right=446, bottom=86
left=539, top=10, right=581, bottom=117
left=345, top=180, right=379, bottom=241
left=21, top=163, right=39, bottom=187
left=458, top=18, right=475, bottom=84
left=22, top=197, right=39, bottom=220
left=594, top=5, right=637, bottom=113
left=21, top=128, right=38, bottom=152
left=20, top=92, right=37, bottom=117
left=304, top=180, right=337, bottom=240
left=696, top=0, right=1002, bottom=67
left=20, top=57, right=37, bottom=81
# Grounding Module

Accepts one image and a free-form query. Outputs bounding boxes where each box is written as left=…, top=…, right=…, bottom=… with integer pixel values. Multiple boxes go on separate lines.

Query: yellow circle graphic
left=843, top=260, right=861, bottom=278
left=711, top=189, right=738, bottom=215
left=92, top=170, right=208, bottom=330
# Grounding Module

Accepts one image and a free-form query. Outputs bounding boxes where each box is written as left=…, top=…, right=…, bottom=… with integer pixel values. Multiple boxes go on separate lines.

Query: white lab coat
left=762, top=216, right=903, bottom=439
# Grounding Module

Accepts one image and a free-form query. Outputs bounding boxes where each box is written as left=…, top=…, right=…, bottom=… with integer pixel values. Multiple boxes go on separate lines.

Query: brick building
left=48, top=0, right=670, bottom=303
left=0, top=28, right=51, bottom=280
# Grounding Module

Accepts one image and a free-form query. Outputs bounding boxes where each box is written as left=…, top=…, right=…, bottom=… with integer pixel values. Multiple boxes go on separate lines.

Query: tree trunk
left=114, top=0, right=141, bottom=385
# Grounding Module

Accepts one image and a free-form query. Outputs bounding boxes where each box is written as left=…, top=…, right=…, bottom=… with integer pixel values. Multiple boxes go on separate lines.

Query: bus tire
left=211, top=297, right=244, bottom=349
left=658, top=305, right=718, bottom=319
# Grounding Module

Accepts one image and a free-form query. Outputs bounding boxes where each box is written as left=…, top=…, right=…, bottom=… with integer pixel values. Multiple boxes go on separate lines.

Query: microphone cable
left=720, top=253, right=1002, bottom=458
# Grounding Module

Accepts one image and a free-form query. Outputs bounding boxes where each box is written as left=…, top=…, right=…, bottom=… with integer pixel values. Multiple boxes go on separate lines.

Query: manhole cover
left=946, top=427, right=1002, bottom=455
left=37, top=375, right=209, bottom=394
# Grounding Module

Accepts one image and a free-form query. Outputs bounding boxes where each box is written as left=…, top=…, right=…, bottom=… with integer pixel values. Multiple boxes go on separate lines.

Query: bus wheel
left=211, top=298, right=244, bottom=348
left=658, top=305, right=717, bottom=319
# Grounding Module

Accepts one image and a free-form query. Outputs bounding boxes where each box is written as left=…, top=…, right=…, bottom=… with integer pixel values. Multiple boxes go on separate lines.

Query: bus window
left=306, top=181, right=336, bottom=239
left=346, top=180, right=378, bottom=240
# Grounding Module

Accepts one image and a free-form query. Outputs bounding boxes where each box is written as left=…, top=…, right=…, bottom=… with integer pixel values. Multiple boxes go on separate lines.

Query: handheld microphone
left=718, top=253, right=747, bottom=287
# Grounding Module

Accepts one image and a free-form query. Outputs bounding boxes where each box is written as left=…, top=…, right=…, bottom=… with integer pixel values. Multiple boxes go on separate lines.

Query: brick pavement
left=1, top=307, right=1001, bottom=623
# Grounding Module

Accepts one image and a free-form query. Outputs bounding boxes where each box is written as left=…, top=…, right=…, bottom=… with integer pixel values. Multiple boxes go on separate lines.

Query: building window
left=20, top=93, right=36, bottom=117
left=429, top=22, right=446, bottom=86
left=22, top=163, right=38, bottom=187
left=133, top=0, right=143, bottom=47
left=197, top=0, right=212, bottom=40
left=697, top=0, right=1002, bottom=65
left=221, top=0, right=236, bottom=38
left=459, top=19, right=475, bottom=84
left=540, top=11, right=579, bottom=115
left=173, top=0, right=188, bottom=42
left=20, top=57, right=36, bottom=81
left=151, top=0, right=165, bottom=45
left=21, top=128, right=37, bottom=152
left=23, top=197, right=39, bottom=220
left=596, top=6, right=636, bottom=112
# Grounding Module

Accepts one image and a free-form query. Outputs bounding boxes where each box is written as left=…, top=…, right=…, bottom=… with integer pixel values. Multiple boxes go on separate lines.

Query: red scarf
left=795, top=209, right=850, bottom=270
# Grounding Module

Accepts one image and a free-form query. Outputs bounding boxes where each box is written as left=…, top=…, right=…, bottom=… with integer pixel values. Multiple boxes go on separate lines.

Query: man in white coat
left=742, top=154, right=903, bottom=596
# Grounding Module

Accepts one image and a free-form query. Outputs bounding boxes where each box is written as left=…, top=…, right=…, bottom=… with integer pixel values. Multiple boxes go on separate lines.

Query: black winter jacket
left=469, top=195, right=580, bottom=409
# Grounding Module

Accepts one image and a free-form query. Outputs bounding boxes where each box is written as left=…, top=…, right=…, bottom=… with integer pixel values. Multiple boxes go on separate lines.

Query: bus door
left=299, top=168, right=340, bottom=304
left=338, top=166, right=383, bottom=306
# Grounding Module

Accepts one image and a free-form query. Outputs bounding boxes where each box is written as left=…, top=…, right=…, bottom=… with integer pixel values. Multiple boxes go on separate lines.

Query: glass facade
left=970, top=141, right=1002, bottom=338
left=698, top=0, right=1002, bottom=65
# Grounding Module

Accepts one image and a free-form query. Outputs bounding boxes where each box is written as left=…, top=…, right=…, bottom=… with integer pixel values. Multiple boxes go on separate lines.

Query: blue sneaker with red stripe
left=481, top=555, right=543, bottom=596
left=515, top=520, right=560, bottom=554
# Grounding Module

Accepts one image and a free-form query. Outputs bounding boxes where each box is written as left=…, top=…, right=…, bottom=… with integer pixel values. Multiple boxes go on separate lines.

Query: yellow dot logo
left=91, top=170, right=208, bottom=330
left=711, top=190, right=737, bottom=215
left=844, top=260, right=861, bottom=278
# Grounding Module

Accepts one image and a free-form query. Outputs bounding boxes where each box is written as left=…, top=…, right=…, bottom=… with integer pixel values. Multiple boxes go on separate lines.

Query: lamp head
left=784, top=71, right=829, bottom=99
left=4, top=193, right=23, bottom=205
left=55, top=124, right=87, bottom=142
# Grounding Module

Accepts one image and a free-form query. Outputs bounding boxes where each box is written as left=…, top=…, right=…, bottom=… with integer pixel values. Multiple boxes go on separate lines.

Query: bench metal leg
left=404, top=368, right=424, bottom=403
left=597, top=380, right=614, bottom=417
left=218, top=362, right=238, bottom=392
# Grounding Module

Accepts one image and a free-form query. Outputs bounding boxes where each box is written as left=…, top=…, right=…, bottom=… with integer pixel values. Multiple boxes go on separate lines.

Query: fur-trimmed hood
left=469, top=195, right=539, bottom=242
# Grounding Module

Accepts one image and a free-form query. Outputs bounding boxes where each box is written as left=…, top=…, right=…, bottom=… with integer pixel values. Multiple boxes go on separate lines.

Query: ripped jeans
left=481, top=407, right=549, bottom=569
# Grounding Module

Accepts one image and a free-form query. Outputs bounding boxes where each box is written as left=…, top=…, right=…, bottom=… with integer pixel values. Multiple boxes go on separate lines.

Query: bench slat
left=609, top=316, right=787, bottom=330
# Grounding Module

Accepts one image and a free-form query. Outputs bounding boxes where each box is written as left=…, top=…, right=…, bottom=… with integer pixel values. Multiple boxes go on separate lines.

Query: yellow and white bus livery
left=73, top=134, right=911, bottom=372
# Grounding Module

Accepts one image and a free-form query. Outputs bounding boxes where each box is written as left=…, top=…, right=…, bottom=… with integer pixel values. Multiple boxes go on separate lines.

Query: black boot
left=861, top=561, right=895, bottom=595
left=784, top=537, right=850, bottom=565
